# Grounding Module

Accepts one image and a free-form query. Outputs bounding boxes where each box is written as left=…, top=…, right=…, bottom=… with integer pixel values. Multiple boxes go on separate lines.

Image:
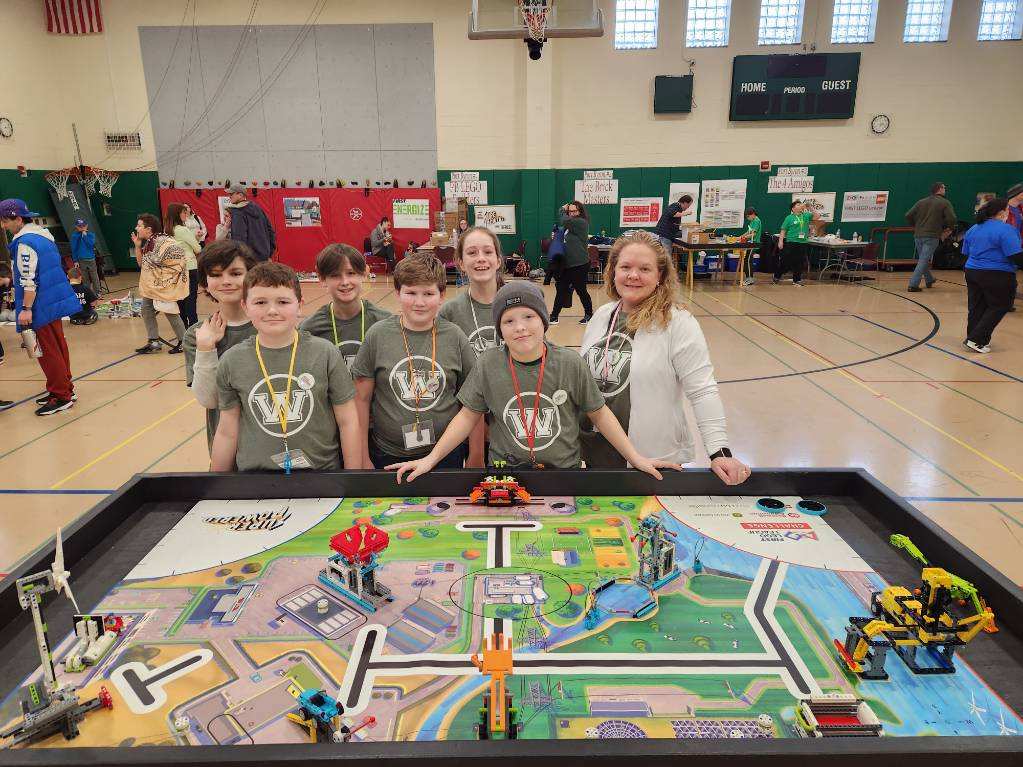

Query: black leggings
left=177, top=268, right=200, bottom=328
left=774, top=242, right=807, bottom=283
left=965, top=268, right=1016, bottom=346
left=551, top=263, right=593, bottom=319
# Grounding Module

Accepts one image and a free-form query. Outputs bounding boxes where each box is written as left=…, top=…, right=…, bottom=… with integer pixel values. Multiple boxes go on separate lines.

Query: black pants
left=551, top=263, right=593, bottom=319
left=379, top=244, right=396, bottom=270
left=774, top=242, right=807, bottom=283
left=965, top=268, right=1016, bottom=346
left=370, top=441, right=468, bottom=470
left=177, top=268, right=200, bottom=328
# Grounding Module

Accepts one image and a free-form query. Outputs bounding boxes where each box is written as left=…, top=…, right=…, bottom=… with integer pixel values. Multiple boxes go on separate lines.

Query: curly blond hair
left=602, top=230, right=683, bottom=333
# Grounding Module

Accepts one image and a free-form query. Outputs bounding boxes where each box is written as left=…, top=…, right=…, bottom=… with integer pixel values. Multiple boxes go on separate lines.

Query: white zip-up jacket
left=580, top=302, right=729, bottom=464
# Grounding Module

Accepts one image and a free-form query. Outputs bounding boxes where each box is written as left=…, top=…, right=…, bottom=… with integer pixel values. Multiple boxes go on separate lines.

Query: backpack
left=548, top=227, right=566, bottom=260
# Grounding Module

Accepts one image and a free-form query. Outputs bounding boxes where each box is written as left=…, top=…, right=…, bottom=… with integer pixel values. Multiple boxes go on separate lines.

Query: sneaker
left=793, top=281, right=805, bottom=288
left=549, top=317, right=560, bottom=325
left=907, top=286, right=922, bottom=293
left=772, top=278, right=780, bottom=284
left=579, top=315, right=592, bottom=324
left=742, top=277, right=756, bottom=287
left=925, top=281, right=935, bottom=289
left=35, top=398, right=74, bottom=416
left=35, top=392, right=77, bottom=405
left=169, top=343, right=184, bottom=355
left=0, top=400, right=13, bottom=411
left=963, top=340, right=991, bottom=354
left=135, top=340, right=162, bottom=354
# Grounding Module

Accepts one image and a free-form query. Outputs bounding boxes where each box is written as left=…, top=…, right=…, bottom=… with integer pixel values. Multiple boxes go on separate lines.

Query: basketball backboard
left=469, top=0, right=604, bottom=39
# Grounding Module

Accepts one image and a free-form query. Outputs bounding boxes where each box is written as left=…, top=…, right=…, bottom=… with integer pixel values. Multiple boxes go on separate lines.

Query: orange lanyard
left=398, top=316, right=437, bottom=428
left=507, top=345, right=548, bottom=465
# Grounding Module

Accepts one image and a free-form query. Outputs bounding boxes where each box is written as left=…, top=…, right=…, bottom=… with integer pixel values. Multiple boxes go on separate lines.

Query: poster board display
left=283, top=197, right=322, bottom=227
left=392, top=198, right=431, bottom=229
left=842, top=191, right=890, bottom=222
left=474, top=204, right=517, bottom=235
left=768, top=175, right=815, bottom=193
left=792, top=192, right=836, bottom=223
left=575, top=179, right=619, bottom=205
left=444, top=178, right=487, bottom=205
left=619, top=197, right=663, bottom=227
left=700, top=179, right=747, bottom=228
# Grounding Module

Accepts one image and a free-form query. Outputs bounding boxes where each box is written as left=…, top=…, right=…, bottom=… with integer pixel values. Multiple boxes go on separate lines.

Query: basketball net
left=519, top=0, right=552, bottom=41
left=92, top=168, right=120, bottom=197
left=45, top=168, right=72, bottom=200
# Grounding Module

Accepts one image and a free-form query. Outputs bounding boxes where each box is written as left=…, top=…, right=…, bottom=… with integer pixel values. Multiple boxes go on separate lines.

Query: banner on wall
left=474, top=204, right=517, bottom=235
left=668, top=183, right=700, bottom=223
left=792, top=192, right=836, bottom=223
left=842, top=191, right=890, bottom=222
left=449, top=171, right=479, bottom=181
left=619, top=197, right=663, bottom=227
left=283, top=197, right=322, bottom=227
left=776, top=166, right=809, bottom=176
left=768, top=175, right=814, bottom=193
left=701, top=179, right=747, bottom=228
left=444, top=178, right=488, bottom=205
left=392, top=198, right=431, bottom=229
left=575, top=179, right=619, bottom=205
left=584, top=170, right=614, bottom=180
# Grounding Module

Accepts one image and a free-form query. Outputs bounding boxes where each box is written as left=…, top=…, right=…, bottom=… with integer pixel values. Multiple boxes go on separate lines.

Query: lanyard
left=398, top=316, right=437, bottom=428
left=330, top=300, right=365, bottom=348
left=602, top=301, right=626, bottom=381
left=255, top=333, right=300, bottom=473
left=507, top=344, right=548, bottom=465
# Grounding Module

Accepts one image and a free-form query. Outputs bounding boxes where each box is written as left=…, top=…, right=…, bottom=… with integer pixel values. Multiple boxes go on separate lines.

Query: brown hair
left=316, top=243, right=367, bottom=278
left=603, top=230, right=682, bottom=334
left=67, top=266, right=83, bottom=280
left=164, top=202, right=188, bottom=235
left=198, top=240, right=257, bottom=289
left=931, top=181, right=946, bottom=195
left=567, top=200, right=589, bottom=222
left=454, top=226, right=506, bottom=287
left=0, top=261, right=12, bottom=280
left=243, top=261, right=302, bottom=301
left=976, top=197, right=1009, bottom=225
left=394, top=253, right=446, bottom=292
left=137, top=213, right=162, bottom=235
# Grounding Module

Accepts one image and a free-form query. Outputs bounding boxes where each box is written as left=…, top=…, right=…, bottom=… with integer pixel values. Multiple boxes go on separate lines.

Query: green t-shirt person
left=743, top=216, right=763, bottom=243
left=780, top=210, right=813, bottom=243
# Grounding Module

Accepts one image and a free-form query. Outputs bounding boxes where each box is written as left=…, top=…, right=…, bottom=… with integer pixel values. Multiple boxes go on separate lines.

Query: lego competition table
left=2, top=469, right=1023, bottom=766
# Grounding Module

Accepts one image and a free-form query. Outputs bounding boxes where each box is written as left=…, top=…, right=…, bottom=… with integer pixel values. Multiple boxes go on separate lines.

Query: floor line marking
left=140, top=427, right=206, bottom=473
left=50, top=399, right=197, bottom=489
left=3, top=352, right=143, bottom=409
left=0, top=488, right=115, bottom=495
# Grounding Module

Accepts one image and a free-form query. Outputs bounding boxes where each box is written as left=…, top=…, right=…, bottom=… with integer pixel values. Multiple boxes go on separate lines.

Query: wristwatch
left=708, top=448, right=732, bottom=460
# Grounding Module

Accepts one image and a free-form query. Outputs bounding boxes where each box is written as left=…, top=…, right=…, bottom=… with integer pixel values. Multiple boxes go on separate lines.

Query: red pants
left=35, top=319, right=74, bottom=401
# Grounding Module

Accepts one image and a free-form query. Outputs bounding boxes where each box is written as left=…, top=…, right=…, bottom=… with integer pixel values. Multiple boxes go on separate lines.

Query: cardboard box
left=681, top=228, right=710, bottom=244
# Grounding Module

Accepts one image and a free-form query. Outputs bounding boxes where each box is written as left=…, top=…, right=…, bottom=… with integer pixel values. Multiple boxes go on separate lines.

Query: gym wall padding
left=138, top=24, right=437, bottom=186
left=0, top=169, right=160, bottom=270
left=440, top=162, right=1023, bottom=263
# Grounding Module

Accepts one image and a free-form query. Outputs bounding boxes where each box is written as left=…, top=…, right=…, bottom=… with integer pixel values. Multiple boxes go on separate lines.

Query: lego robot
left=286, top=689, right=375, bottom=744
left=318, top=522, right=393, bottom=613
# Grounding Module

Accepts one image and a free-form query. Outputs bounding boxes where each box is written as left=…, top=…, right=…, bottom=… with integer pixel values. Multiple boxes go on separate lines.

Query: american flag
left=45, top=0, right=103, bottom=35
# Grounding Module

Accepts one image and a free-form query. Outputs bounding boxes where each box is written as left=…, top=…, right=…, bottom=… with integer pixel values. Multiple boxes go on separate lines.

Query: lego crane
left=319, top=522, right=393, bottom=612
left=470, top=632, right=518, bottom=739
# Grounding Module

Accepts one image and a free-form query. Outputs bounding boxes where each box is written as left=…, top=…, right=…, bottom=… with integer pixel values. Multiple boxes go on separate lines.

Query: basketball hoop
left=92, top=168, right=120, bottom=198
left=45, top=168, right=77, bottom=200
left=519, top=0, right=552, bottom=41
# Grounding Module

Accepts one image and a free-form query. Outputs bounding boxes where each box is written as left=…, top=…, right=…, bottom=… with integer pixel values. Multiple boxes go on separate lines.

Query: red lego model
left=103, top=615, right=124, bottom=634
left=330, top=523, right=390, bottom=565
left=468, top=476, right=532, bottom=506
left=97, top=686, right=113, bottom=709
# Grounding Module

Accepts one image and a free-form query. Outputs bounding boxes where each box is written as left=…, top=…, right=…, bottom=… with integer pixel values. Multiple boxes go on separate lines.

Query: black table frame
left=2, top=468, right=1022, bottom=766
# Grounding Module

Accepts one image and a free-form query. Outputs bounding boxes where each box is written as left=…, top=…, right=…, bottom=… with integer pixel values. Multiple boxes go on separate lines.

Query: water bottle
left=836, top=228, right=842, bottom=240
left=22, top=329, right=43, bottom=359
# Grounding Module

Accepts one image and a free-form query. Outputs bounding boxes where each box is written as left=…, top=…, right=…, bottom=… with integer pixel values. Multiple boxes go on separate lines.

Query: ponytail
left=976, top=197, right=1009, bottom=225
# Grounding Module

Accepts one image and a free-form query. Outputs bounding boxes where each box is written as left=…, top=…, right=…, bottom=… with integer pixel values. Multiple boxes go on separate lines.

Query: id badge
left=271, top=449, right=313, bottom=470
left=402, top=420, right=435, bottom=450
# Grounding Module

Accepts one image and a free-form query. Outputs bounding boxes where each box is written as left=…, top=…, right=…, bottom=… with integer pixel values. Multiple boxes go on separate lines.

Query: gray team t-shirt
left=580, top=306, right=633, bottom=468
left=350, top=316, right=475, bottom=458
left=439, top=292, right=502, bottom=358
left=458, top=342, right=605, bottom=468
left=184, top=318, right=257, bottom=450
left=217, top=331, right=356, bottom=471
left=299, top=300, right=391, bottom=368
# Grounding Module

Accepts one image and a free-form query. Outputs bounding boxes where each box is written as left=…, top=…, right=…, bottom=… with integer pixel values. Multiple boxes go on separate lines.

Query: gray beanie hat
left=492, top=281, right=549, bottom=334
left=1007, top=182, right=1023, bottom=200
left=226, top=183, right=248, bottom=195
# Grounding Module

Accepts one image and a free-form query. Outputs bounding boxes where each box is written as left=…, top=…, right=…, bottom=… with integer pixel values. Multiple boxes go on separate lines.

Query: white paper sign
left=619, top=197, right=663, bottom=227
left=768, top=175, right=815, bottom=193
left=792, top=192, right=836, bottom=223
left=668, top=183, right=701, bottom=224
left=575, top=178, right=619, bottom=205
left=842, top=190, right=890, bottom=222
left=584, top=170, right=614, bottom=180
left=444, top=179, right=488, bottom=205
left=700, top=179, right=747, bottom=229
left=474, top=204, right=517, bottom=235
left=392, top=198, right=431, bottom=229
left=777, top=166, right=809, bottom=177
left=283, top=197, right=322, bottom=227
left=449, top=171, right=480, bottom=181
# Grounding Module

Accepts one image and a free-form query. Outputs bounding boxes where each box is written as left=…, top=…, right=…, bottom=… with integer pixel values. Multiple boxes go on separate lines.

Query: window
left=686, top=0, right=732, bottom=47
left=831, top=0, right=878, bottom=43
left=758, top=0, right=806, bottom=45
left=614, top=0, right=659, bottom=49
left=978, top=0, right=1023, bottom=40
left=903, top=0, right=953, bottom=42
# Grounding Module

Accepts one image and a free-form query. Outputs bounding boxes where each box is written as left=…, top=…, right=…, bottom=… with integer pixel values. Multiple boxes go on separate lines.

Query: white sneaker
left=742, top=277, right=755, bottom=287
left=793, top=281, right=805, bottom=288
left=963, top=340, right=991, bottom=354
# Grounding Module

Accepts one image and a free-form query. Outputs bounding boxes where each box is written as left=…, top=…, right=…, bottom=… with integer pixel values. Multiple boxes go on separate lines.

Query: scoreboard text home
left=730, top=53, right=860, bottom=121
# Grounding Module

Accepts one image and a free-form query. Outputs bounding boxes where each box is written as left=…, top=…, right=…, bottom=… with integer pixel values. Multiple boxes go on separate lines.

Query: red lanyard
left=507, top=345, right=548, bottom=464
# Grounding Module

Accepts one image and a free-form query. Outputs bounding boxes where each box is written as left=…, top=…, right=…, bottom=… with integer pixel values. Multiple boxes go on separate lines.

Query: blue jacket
left=71, top=230, right=96, bottom=261
left=229, top=201, right=276, bottom=262
left=12, top=224, right=81, bottom=330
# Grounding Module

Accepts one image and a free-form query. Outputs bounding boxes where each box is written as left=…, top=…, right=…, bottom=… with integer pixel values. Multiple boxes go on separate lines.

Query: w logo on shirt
left=468, top=326, right=501, bottom=356
left=584, top=332, right=633, bottom=397
left=247, top=374, right=315, bottom=437
left=389, top=355, right=448, bottom=412
left=502, top=393, right=562, bottom=453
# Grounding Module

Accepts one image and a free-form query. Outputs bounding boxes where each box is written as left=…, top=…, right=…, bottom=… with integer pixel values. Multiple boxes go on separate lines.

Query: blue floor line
left=5, top=352, right=143, bottom=409
left=0, top=488, right=115, bottom=495
left=905, top=496, right=1023, bottom=503
left=853, top=315, right=1023, bottom=384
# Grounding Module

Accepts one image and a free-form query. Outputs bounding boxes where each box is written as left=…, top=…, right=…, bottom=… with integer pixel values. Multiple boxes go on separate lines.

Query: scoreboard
left=729, top=53, right=860, bottom=121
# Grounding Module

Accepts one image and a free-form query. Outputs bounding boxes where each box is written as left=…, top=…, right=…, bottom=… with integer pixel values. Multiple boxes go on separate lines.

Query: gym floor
left=1, top=271, right=1021, bottom=584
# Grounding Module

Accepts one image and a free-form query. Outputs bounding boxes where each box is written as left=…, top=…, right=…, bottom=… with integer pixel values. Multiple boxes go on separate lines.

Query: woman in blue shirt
left=961, top=198, right=1022, bottom=353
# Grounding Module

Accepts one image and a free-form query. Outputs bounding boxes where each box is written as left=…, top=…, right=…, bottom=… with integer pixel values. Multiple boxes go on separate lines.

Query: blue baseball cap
left=0, top=198, right=39, bottom=219
left=74, top=218, right=87, bottom=226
